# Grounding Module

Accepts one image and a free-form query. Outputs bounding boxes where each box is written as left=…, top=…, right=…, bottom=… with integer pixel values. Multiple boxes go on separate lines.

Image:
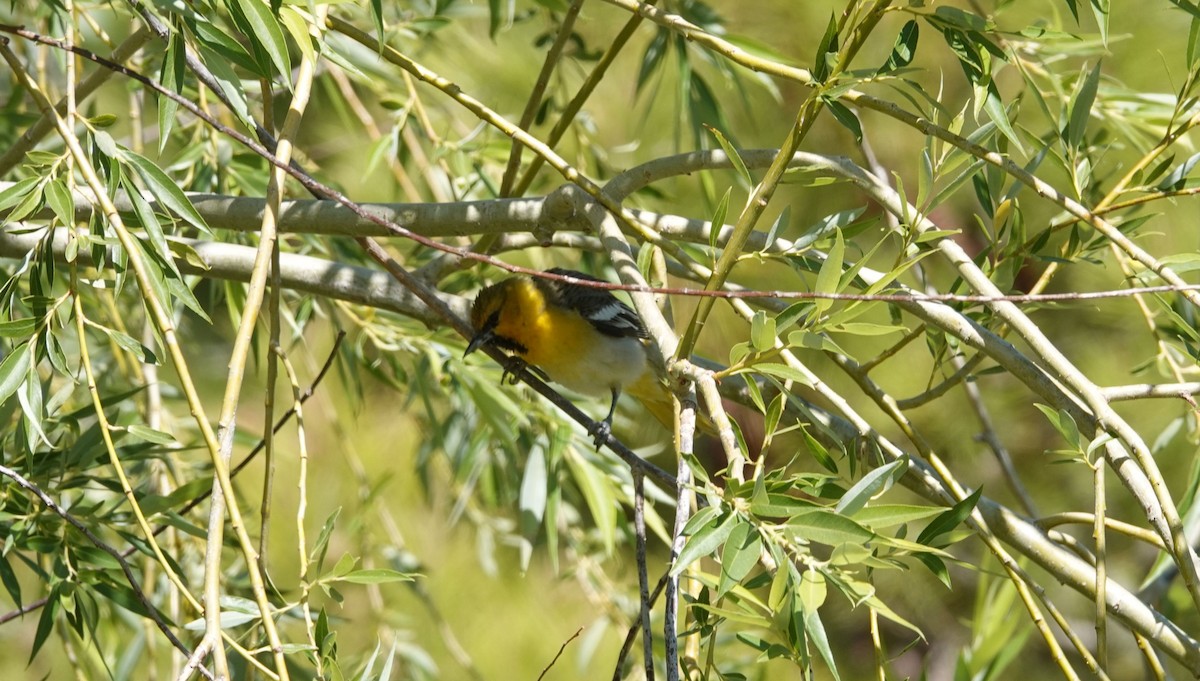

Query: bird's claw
left=500, top=356, right=527, bottom=385
left=500, top=356, right=548, bottom=385
left=589, top=419, right=613, bottom=450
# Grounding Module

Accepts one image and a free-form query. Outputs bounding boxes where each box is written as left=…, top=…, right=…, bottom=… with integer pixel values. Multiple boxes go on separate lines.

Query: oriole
left=464, top=267, right=665, bottom=443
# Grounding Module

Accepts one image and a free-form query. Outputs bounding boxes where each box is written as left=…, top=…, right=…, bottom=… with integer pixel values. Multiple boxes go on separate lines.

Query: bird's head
left=465, top=278, right=530, bottom=357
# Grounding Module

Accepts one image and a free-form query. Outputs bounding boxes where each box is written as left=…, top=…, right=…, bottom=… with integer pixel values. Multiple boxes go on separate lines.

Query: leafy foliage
left=0, top=1, right=1198, bottom=680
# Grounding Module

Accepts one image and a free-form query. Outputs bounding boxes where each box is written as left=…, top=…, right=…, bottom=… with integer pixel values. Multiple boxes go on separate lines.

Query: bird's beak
left=464, top=329, right=493, bottom=357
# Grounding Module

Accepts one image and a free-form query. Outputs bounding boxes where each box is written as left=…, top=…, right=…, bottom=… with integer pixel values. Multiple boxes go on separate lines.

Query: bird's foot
left=588, top=418, right=613, bottom=450
left=500, top=356, right=526, bottom=385
left=500, top=356, right=548, bottom=385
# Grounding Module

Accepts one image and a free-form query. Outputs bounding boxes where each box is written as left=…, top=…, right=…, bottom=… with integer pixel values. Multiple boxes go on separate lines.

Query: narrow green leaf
left=913, top=552, right=951, bottom=588
left=1189, top=13, right=1200, bottom=65
left=122, top=175, right=180, bottom=279
left=802, top=607, right=841, bottom=680
left=932, top=6, right=991, bottom=31
left=5, top=181, right=43, bottom=223
left=329, top=552, right=357, bottom=579
left=231, top=0, right=292, bottom=87
left=812, top=13, right=838, bottom=82
left=792, top=207, right=866, bottom=252
left=768, top=563, right=791, bottom=612
left=488, top=0, right=502, bottom=37
left=311, top=507, right=342, bottom=572
left=1090, top=0, right=1109, bottom=45
left=0, top=177, right=40, bottom=214
left=851, top=504, right=944, bottom=529
left=750, top=494, right=821, bottom=519
left=566, top=449, right=617, bottom=554
left=1157, top=152, right=1200, bottom=191
left=917, top=488, right=982, bottom=546
left=672, top=512, right=737, bottom=575
left=71, top=546, right=123, bottom=571
left=518, top=446, right=547, bottom=570
left=105, top=325, right=159, bottom=364
left=786, top=331, right=848, bottom=356
left=278, top=6, right=315, bottom=62
left=338, top=569, right=416, bottom=585
left=824, top=98, right=862, bottom=142
left=765, top=206, right=790, bottom=249
left=682, top=504, right=724, bottom=537
left=159, top=32, right=185, bottom=152
left=1033, top=403, right=1083, bottom=450
left=709, top=187, right=731, bottom=253
left=636, top=30, right=668, bottom=94
left=775, top=301, right=812, bottom=334
left=813, top=230, right=844, bottom=314
left=44, top=178, right=74, bottom=227
left=749, top=363, right=813, bottom=386
left=120, top=150, right=212, bottom=234
left=879, top=20, right=919, bottom=74
left=29, top=587, right=58, bottom=662
left=983, top=84, right=1024, bottom=154
left=197, top=45, right=255, bottom=129
left=705, top=125, right=751, bottom=185
left=826, top=322, right=906, bottom=337
left=0, top=345, right=31, bottom=406
left=138, top=478, right=213, bottom=517
left=834, top=457, right=908, bottom=515
left=789, top=509, right=874, bottom=547
left=720, top=522, right=762, bottom=589
left=0, top=554, right=21, bottom=608
left=798, top=421, right=837, bottom=473
left=742, top=372, right=765, bottom=413
left=126, top=425, right=177, bottom=445
left=370, top=0, right=384, bottom=43
left=1067, top=61, right=1102, bottom=149
left=0, top=319, right=36, bottom=338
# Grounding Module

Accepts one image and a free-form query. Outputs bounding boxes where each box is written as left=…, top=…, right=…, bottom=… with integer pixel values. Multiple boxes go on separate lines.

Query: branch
left=0, top=464, right=213, bottom=680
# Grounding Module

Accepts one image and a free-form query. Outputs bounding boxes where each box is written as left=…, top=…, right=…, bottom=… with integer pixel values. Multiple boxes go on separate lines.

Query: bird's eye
left=486, top=310, right=500, bottom=329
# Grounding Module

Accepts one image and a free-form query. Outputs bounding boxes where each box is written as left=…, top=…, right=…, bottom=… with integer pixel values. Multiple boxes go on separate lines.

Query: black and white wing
left=542, top=268, right=648, bottom=339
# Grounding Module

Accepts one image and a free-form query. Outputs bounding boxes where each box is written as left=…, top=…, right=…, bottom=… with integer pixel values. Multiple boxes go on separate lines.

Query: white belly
left=541, top=335, right=648, bottom=396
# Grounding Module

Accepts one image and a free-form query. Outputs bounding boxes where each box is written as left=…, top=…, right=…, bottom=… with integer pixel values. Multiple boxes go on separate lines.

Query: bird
left=464, top=267, right=660, bottom=446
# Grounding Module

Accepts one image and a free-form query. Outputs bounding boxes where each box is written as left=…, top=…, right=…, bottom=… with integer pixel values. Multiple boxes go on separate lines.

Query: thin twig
left=665, top=389, right=697, bottom=681
left=613, top=575, right=668, bottom=681
left=536, top=627, right=584, bottom=681
left=512, top=1, right=660, bottom=196
left=498, top=0, right=585, bottom=197
left=633, top=471, right=655, bottom=681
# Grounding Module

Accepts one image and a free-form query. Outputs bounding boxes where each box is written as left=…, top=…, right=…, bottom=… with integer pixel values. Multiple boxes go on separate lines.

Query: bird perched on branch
left=464, top=268, right=666, bottom=445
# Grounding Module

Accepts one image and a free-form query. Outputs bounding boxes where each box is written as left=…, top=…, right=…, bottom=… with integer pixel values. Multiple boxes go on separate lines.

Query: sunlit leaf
left=673, top=512, right=737, bottom=575
left=229, top=0, right=292, bottom=88
left=337, top=569, right=417, bottom=584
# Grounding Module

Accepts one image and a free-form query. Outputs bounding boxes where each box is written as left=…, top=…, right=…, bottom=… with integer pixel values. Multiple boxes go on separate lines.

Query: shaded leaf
left=918, top=488, right=982, bottom=546
left=879, top=20, right=919, bottom=74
